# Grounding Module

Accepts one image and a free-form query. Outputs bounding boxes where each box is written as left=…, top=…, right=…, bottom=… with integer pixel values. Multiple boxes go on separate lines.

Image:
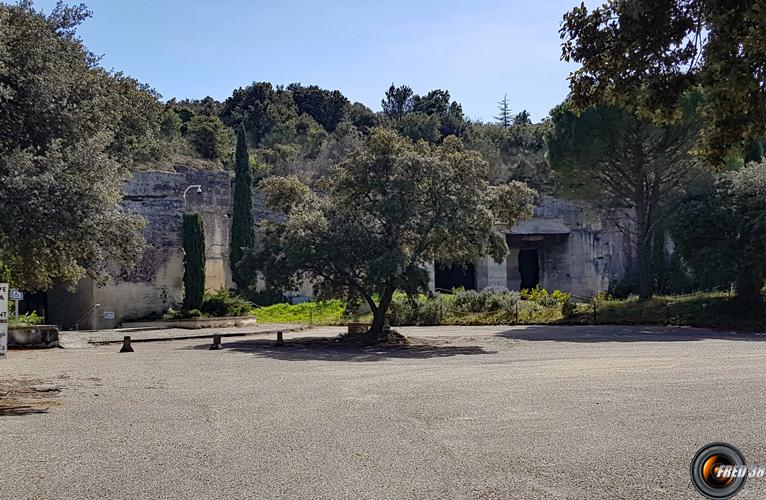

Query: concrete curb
left=87, top=326, right=308, bottom=345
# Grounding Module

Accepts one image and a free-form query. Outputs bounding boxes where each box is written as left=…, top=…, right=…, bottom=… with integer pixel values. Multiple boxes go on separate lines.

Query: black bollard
left=275, top=330, right=284, bottom=346
left=210, top=334, right=222, bottom=350
left=119, top=336, right=134, bottom=353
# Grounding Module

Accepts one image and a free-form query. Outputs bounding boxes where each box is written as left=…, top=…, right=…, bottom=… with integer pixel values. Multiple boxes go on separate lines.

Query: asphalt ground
left=2, top=324, right=766, bottom=499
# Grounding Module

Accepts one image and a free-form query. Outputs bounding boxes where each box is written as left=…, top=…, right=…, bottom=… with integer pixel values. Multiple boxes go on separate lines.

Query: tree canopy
left=560, top=0, right=766, bottom=163
left=240, top=129, right=536, bottom=338
left=0, top=1, right=162, bottom=289
left=671, top=161, right=766, bottom=303
left=549, top=99, right=701, bottom=299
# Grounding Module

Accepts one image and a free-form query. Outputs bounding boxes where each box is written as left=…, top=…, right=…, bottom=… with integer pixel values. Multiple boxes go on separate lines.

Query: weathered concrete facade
left=48, top=168, right=233, bottom=330
left=437, top=197, right=634, bottom=297
left=47, top=175, right=634, bottom=329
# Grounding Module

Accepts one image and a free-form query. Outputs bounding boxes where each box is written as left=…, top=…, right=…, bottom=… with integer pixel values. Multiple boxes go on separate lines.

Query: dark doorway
left=518, top=249, right=540, bottom=290
left=435, top=262, right=476, bottom=291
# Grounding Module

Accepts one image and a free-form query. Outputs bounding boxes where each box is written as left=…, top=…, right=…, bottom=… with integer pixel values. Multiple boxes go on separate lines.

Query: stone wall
left=47, top=167, right=233, bottom=330
left=500, top=197, right=634, bottom=297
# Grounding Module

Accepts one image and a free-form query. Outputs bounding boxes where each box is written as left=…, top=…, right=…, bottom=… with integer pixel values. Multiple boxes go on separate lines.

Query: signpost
left=10, top=289, right=22, bottom=321
left=0, top=283, right=8, bottom=360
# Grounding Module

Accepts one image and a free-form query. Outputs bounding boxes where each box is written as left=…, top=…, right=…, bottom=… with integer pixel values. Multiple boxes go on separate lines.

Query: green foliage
left=388, top=294, right=445, bottom=326
left=346, top=102, right=379, bottom=133
left=565, top=292, right=766, bottom=330
left=288, top=83, right=350, bottom=133
left=561, top=299, right=577, bottom=319
left=465, top=121, right=554, bottom=192
left=240, top=128, right=536, bottom=338
left=182, top=214, right=205, bottom=311
left=200, top=288, right=252, bottom=317
left=220, top=82, right=298, bottom=147
left=186, top=115, right=234, bottom=160
left=560, top=0, right=766, bottom=163
left=453, top=287, right=520, bottom=313
left=549, top=100, right=702, bottom=299
left=397, top=112, right=440, bottom=143
left=0, top=2, right=162, bottom=290
left=670, top=161, right=766, bottom=302
left=255, top=300, right=346, bottom=325
left=230, top=123, right=255, bottom=288
left=381, top=83, right=414, bottom=120
left=495, top=94, right=512, bottom=128
left=9, top=310, right=43, bottom=327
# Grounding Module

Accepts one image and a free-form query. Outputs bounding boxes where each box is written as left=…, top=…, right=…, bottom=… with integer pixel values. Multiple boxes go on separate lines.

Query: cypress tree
left=182, top=213, right=206, bottom=311
left=230, top=123, right=255, bottom=288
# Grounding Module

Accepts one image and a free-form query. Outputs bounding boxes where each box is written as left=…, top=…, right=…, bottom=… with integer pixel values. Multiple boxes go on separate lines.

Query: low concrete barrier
left=9, top=325, right=59, bottom=348
left=123, top=315, right=258, bottom=330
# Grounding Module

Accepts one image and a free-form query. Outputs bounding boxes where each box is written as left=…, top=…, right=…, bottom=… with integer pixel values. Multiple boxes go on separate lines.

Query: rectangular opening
left=435, top=262, right=476, bottom=291
left=518, top=249, right=540, bottom=290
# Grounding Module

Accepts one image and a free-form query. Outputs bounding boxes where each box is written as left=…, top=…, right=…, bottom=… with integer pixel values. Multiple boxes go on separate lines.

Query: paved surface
left=58, top=323, right=303, bottom=347
left=2, top=324, right=766, bottom=499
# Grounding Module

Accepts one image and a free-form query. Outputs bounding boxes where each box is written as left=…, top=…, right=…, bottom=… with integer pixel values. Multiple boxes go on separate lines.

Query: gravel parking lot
left=2, top=324, right=766, bottom=499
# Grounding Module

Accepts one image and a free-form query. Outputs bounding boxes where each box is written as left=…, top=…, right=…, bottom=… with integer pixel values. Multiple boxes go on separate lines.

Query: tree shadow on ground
left=187, top=336, right=495, bottom=362
left=498, top=324, right=766, bottom=343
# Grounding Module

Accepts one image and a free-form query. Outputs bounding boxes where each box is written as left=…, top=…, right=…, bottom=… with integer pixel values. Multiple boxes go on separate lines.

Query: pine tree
left=230, top=123, right=255, bottom=288
left=495, top=94, right=511, bottom=128
left=182, top=213, right=206, bottom=311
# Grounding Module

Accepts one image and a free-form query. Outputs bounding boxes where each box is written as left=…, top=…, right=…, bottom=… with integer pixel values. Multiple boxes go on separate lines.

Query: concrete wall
left=499, top=197, right=634, bottom=297
left=48, top=167, right=234, bottom=330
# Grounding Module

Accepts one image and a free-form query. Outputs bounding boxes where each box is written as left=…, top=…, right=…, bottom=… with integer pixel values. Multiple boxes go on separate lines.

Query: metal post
left=210, top=334, right=222, bottom=350
left=592, top=300, right=597, bottom=324
left=275, top=331, right=284, bottom=346
left=119, top=336, right=134, bottom=353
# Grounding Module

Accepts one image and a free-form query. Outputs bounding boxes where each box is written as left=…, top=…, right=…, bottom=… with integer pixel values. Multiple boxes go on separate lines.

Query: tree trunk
left=636, top=235, right=652, bottom=301
left=635, top=197, right=653, bottom=301
left=369, top=288, right=395, bottom=340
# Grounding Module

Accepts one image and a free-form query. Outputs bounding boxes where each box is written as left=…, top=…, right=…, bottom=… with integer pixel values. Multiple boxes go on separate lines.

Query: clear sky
left=32, top=0, right=583, bottom=123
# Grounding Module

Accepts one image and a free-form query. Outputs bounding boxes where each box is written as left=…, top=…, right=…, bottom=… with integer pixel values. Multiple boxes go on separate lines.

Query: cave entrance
left=518, top=249, right=540, bottom=290
left=435, top=262, right=476, bottom=291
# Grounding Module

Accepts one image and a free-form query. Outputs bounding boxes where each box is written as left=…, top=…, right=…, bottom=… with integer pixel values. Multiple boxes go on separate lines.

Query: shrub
left=520, top=285, right=549, bottom=302
left=561, top=299, right=578, bottom=318
left=551, top=290, right=572, bottom=303
left=479, top=286, right=511, bottom=311
left=10, top=311, right=43, bottom=327
left=388, top=294, right=445, bottom=326
left=454, top=289, right=484, bottom=312
left=200, top=288, right=252, bottom=317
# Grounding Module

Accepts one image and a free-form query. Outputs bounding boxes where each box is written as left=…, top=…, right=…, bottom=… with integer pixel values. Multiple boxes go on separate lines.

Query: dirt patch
left=0, top=378, right=62, bottom=416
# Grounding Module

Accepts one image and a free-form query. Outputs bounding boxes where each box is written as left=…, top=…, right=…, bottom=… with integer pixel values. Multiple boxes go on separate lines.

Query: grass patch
left=254, top=300, right=356, bottom=325
left=563, top=292, right=766, bottom=330
left=251, top=291, right=765, bottom=330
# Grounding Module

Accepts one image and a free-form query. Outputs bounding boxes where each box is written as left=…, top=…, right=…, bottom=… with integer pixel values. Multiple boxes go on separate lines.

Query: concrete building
left=48, top=168, right=233, bottom=330
left=45, top=168, right=634, bottom=329
left=434, top=197, right=634, bottom=298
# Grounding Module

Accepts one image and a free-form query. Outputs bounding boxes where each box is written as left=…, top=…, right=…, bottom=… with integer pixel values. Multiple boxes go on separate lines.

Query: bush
left=454, top=289, right=484, bottom=312
left=388, top=294, right=445, bottom=326
left=561, top=299, right=577, bottom=318
left=10, top=311, right=43, bottom=327
left=480, top=287, right=512, bottom=311
left=200, top=288, right=252, bottom=317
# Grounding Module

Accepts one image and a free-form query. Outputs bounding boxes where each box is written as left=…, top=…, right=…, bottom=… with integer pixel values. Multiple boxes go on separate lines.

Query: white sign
left=10, top=289, right=23, bottom=301
left=0, top=283, right=7, bottom=323
left=103, top=311, right=115, bottom=320
left=0, top=282, right=7, bottom=360
left=0, top=323, right=6, bottom=359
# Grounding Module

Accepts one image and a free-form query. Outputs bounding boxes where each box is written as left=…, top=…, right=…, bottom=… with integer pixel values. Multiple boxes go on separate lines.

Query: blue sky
left=33, top=0, right=584, bottom=123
